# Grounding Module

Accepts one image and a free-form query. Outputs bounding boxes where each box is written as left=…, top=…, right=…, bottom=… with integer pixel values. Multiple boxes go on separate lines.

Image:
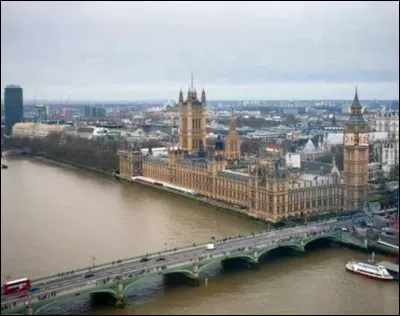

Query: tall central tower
left=178, top=73, right=207, bottom=154
left=342, top=87, right=369, bottom=211
left=224, top=111, right=241, bottom=162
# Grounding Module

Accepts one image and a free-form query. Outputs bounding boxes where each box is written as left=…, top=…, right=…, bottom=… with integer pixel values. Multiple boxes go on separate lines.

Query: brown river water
left=1, top=158, right=398, bottom=315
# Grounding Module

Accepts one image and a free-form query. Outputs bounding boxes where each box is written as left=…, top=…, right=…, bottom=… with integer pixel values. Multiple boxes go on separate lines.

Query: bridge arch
left=198, top=254, right=256, bottom=275
left=34, top=298, right=67, bottom=315
left=257, top=243, right=302, bottom=261
left=123, top=269, right=194, bottom=294
left=163, top=268, right=194, bottom=279
left=33, top=287, right=118, bottom=315
left=124, top=274, right=160, bottom=294
left=89, top=288, right=118, bottom=299
left=303, top=234, right=337, bottom=250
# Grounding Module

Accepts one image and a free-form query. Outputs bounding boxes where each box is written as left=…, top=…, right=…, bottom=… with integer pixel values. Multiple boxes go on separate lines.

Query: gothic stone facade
left=342, top=88, right=369, bottom=211
left=135, top=153, right=343, bottom=222
left=119, top=88, right=367, bottom=222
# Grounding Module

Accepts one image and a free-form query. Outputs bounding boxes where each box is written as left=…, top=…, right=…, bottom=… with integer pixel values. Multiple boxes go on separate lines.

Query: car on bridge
left=140, top=257, right=150, bottom=263
left=84, top=273, right=94, bottom=279
left=156, top=257, right=166, bottom=262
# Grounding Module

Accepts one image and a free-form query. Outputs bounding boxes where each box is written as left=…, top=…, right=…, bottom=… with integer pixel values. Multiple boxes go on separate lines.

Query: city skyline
left=1, top=1, right=399, bottom=101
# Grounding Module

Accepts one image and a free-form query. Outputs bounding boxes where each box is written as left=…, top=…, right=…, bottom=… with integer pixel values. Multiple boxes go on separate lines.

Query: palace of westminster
left=119, top=84, right=370, bottom=222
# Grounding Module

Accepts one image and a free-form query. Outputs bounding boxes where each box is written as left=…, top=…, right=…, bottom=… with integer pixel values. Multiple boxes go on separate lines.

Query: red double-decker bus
left=3, top=278, right=31, bottom=295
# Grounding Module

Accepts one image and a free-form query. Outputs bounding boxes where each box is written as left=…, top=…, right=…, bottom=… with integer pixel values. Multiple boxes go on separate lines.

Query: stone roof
left=302, top=138, right=317, bottom=153
left=301, top=161, right=333, bottom=175
left=347, top=87, right=367, bottom=126
left=220, top=170, right=249, bottom=182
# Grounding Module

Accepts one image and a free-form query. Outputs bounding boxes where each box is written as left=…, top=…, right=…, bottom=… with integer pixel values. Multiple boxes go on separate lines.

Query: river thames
left=1, top=158, right=398, bottom=315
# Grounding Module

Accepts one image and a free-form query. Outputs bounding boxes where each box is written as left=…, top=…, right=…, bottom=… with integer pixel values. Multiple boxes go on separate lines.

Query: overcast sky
left=1, top=1, right=399, bottom=101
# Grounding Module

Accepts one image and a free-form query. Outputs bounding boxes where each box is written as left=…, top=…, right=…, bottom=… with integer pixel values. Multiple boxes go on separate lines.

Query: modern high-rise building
left=84, top=105, right=106, bottom=118
left=35, top=104, right=49, bottom=122
left=4, top=85, right=23, bottom=135
left=84, top=105, right=92, bottom=117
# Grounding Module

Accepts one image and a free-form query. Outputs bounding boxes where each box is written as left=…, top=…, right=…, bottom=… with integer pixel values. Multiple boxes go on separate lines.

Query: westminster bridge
left=1, top=218, right=366, bottom=315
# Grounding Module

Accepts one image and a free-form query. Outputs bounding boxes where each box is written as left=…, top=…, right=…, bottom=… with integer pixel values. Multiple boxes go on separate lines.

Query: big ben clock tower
left=343, top=87, right=369, bottom=211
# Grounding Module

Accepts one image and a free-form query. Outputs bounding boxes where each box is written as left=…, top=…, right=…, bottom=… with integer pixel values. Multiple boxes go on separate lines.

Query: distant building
left=35, top=104, right=49, bottom=122
left=12, top=123, right=73, bottom=138
left=4, top=85, right=23, bottom=135
left=84, top=105, right=106, bottom=118
left=285, top=152, right=301, bottom=168
left=84, top=105, right=92, bottom=117
left=282, top=108, right=299, bottom=115
left=300, top=137, right=324, bottom=160
left=96, top=107, right=106, bottom=118
left=374, top=111, right=399, bottom=165
left=342, top=104, right=351, bottom=114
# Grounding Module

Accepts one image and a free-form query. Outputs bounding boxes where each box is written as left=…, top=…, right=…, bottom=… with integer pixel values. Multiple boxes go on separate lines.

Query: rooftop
left=5, top=84, right=22, bottom=89
left=377, top=261, right=399, bottom=273
left=289, top=173, right=335, bottom=189
left=301, top=161, right=333, bottom=175
left=302, top=138, right=318, bottom=153
left=13, top=123, right=72, bottom=133
left=220, top=170, right=249, bottom=182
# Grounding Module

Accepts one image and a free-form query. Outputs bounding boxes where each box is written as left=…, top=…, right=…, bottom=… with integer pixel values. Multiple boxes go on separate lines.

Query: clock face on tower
left=344, top=132, right=369, bottom=147
left=358, top=133, right=369, bottom=147
left=344, top=133, right=355, bottom=146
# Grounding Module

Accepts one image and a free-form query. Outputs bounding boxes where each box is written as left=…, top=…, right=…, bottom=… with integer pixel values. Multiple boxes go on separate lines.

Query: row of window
left=256, top=198, right=340, bottom=214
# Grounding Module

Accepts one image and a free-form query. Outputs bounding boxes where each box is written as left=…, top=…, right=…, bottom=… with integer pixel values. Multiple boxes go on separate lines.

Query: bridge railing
left=30, top=239, right=215, bottom=283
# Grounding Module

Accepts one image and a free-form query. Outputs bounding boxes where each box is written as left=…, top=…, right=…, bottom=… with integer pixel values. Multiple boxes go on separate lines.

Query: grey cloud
left=1, top=1, right=398, bottom=100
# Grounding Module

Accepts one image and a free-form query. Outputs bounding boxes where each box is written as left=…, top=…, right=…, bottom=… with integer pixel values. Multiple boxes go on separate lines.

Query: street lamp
left=91, top=256, right=96, bottom=268
left=164, top=242, right=167, bottom=251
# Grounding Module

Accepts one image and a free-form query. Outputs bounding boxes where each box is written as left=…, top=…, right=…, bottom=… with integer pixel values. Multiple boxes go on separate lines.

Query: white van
left=206, top=243, right=215, bottom=250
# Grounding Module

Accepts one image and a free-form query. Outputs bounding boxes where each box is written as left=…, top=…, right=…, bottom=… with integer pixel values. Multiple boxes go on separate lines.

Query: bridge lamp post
left=91, top=256, right=96, bottom=268
left=25, top=293, right=32, bottom=310
left=164, top=242, right=167, bottom=252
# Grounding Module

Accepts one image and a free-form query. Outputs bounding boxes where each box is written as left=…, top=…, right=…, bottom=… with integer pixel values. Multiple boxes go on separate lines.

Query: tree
left=317, top=145, right=344, bottom=170
left=7, top=134, right=120, bottom=172
left=332, top=145, right=344, bottom=170
left=283, top=114, right=298, bottom=126
left=240, top=138, right=262, bottom=155
left=389, top=165, right=399, bottom=181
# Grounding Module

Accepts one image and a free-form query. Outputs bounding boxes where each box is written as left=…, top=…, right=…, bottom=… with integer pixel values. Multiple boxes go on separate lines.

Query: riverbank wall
left=116, top=174, right=274, bottom=226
